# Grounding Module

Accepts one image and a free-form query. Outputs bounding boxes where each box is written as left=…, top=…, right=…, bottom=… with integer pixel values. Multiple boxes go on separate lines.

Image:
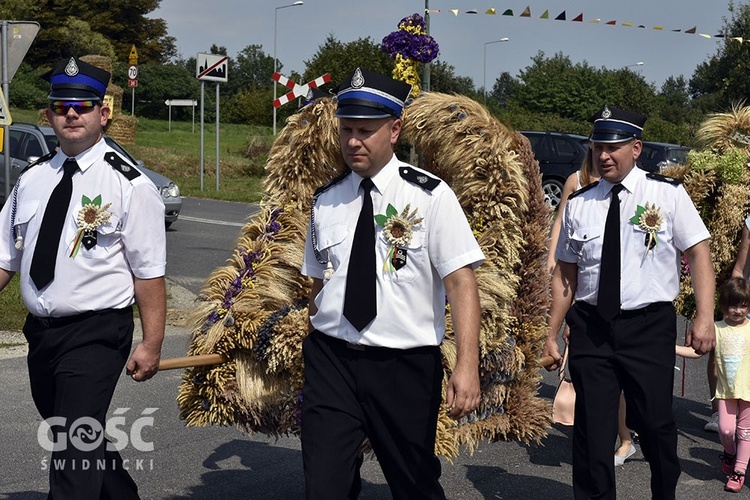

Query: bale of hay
left=177, top=93, right=553, bottom=457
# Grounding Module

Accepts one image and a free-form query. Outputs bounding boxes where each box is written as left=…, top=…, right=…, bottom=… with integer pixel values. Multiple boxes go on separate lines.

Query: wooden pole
left=539, top=355, right=555, bottom=368
left=158, top=353, right=228, bottom=371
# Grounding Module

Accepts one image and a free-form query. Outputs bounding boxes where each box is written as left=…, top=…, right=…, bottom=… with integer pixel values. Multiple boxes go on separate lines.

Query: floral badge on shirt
left=629, top=202, right=663, bottom=261
left=374, top=203, right=423, bottom=271
left=69, top=194, right=112, bottom=258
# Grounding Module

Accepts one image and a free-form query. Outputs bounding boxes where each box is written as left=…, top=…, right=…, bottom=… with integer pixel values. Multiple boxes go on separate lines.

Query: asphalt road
left=165, top=197, right=259, bottom=295
left=0, top=197, right=734, bottom=499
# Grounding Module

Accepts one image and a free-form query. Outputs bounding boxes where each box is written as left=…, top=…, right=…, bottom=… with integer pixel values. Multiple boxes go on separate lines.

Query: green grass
left=9, top=108, right=271, bottom=203
left=0, top=109, right=274, bottom=331
left=0, top=274, right=27, bottom=331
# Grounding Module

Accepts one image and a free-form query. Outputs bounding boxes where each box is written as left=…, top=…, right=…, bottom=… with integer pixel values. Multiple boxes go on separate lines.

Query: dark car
left=0, top=123, right=182, bottom=227
left=638, top=142, right=691, bottom=173
left=520, top=130, right=589, bottom=209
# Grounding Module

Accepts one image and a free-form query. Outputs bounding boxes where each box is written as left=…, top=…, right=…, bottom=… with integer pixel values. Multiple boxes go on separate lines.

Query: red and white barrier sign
left=272, top=72, right=331, bottom=108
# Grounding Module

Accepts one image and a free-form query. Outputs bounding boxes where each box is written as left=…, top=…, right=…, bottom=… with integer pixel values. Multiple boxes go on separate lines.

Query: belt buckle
left=346, top=342, right=365, bottom=351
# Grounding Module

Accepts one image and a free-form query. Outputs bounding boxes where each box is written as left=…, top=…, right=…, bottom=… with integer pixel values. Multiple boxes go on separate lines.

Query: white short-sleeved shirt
left=556, top=165, right=709, bottom=310
left=0, top=137, right=167, bottom=317
left=302, top=155, right=485, bottom=349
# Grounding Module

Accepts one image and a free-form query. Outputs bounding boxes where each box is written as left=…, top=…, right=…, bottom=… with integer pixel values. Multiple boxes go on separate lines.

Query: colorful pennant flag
left=417, top=5, right=732, bottom=43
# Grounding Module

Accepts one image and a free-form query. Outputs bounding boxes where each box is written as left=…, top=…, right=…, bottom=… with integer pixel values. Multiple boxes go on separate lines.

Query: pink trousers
left=718, top=398, right=750, bottom=474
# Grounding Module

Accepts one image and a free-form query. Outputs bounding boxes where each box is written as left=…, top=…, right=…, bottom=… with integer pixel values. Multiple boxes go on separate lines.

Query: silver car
left=0, top=123, right=182, bottom=227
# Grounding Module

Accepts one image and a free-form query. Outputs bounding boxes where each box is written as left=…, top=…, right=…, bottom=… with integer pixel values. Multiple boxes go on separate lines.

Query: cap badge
left=65, top=57, right=79, bottom=77
left=601, top=106, right=612, bottom=119
left=351, top=68, right=365, bottom=88
left=306, top=88, right=314, bottom=100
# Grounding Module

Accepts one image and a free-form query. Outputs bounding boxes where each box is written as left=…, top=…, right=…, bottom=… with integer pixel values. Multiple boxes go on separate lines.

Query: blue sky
left=150, top=0, right=731, bottom=92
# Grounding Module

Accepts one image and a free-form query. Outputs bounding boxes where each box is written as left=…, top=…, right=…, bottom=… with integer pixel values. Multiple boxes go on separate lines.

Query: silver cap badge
left=65, top=57, right=79, bottom=77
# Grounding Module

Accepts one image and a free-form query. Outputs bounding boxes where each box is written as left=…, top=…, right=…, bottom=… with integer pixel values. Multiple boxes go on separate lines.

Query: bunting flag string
left=425, top=5, right=734, bottom=42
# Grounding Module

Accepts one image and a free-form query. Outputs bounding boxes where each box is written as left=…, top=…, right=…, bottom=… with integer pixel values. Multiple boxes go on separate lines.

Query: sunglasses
left=49, top=100, right=100, bottom=115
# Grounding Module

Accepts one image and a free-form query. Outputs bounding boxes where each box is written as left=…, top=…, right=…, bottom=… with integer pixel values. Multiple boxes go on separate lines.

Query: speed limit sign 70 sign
left=128, top=65, right=138, bottom=80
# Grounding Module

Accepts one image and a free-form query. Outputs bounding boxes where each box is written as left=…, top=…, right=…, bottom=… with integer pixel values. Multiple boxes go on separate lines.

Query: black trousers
left=301, top=330, right=445, bottom=500
left=24, top=308, right=140, bottom=500
left=567, top=301, right=679, bottom=500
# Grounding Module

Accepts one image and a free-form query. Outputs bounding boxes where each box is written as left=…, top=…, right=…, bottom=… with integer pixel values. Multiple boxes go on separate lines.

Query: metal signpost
left=0, top=20, right=39, bottom=201
left=164, top=99, right=198, bottom=132
left=196, top=53, right=228, bottom=191
left=128, top=45, right=137, bottom=116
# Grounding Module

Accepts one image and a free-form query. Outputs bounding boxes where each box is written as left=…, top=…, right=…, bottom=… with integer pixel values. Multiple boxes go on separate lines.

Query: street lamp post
left=273, top=1, right=303, bottom=135
left=483, top=37, right=509, bottom=105
left=625, top=61, right=645, bottom=69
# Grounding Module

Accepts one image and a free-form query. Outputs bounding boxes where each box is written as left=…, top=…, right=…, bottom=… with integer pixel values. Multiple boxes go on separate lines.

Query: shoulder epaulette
left=20, top=151, right=57, bottom=176
left=104, top=151, right=141, bottom=181
left=313, top=170, right=351, bottom=196
left=646, top=172, right=682, bottom=186
left=568, top=180, right=600, bottom=199
left=398, top=166, right=441, bottom=191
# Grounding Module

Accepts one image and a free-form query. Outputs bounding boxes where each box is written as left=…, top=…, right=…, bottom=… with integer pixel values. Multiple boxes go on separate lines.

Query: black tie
left=343, top=178, right=377, bottom=331
left=597, top=184, right=624, bottom=321
left=30, top=158, right=78, bottom=290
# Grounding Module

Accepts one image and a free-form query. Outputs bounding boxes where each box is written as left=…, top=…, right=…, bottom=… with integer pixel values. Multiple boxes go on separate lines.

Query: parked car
left=638, top=141, right=691, bottom=173
left=0, top=123, right=182, bottom=227
left=520, top=130, right=589, bottom=209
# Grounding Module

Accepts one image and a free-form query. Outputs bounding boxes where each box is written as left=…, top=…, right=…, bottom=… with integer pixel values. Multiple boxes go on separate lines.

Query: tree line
left=5, top=1, right=750, bottom=145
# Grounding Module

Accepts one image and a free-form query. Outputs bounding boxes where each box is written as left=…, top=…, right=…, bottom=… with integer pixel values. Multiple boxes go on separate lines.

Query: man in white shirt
left=301, top=68, right=484, bottom=499
left=0, top=57, right=166, bottom=499
left=543, top=105, right=715, bottom=500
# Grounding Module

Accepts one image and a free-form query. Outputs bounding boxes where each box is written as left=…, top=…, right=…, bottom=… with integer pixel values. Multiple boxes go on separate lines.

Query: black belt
left=30, top=307, right=128, bottom=328
left=314, top=330, right=436, bottom=354
left=577, top=301, right=672, bottom=318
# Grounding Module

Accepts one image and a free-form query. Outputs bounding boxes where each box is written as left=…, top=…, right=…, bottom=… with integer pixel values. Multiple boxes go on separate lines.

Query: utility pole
left=423, top=0, right=430, bottom=91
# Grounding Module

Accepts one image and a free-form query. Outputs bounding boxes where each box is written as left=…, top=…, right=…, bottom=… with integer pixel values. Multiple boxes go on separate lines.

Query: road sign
left=0, top=21, right=40, bottom=83
left=128, top=65, right=138, bottom=80
left=129, top=45, right=138, bottom=65
left=196, top=53, right=228, bottom=83
left=0, top=88, right=11, bottom=126
left=128, top=80, right=138, bottom=88
left=272, top=73, right=331, bottom=108
left=165, top=99, right=198, bottom=106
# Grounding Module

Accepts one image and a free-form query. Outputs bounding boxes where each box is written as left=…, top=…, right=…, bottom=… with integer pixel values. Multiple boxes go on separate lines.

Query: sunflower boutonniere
left=374, top=203, right=423, bottom=271
left=70, top=194, right=112, bottom=258
left=629, top=202, right=663, bottom=261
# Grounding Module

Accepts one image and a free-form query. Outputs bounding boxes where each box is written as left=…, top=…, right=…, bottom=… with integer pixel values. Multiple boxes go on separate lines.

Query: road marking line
left=179, top=215, right=245, bottom=227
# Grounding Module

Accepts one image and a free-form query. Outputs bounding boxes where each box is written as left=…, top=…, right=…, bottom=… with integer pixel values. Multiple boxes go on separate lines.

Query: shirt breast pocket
left=72, top=213, right=121, bottom=260
left=378, top=228, right=425, bottom=283
left=14, top=200, right=39, bottom=245
left=632, top=225, right=663, bottom=260
left=567, top=226, right=602, bottom=262
left=317, top=223, right=349, bottom=272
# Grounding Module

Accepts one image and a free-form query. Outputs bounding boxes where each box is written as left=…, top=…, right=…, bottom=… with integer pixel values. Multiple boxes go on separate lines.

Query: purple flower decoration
left=204, top=207, right=286, bottom=328
left=381, top=13, right=439, bottom=64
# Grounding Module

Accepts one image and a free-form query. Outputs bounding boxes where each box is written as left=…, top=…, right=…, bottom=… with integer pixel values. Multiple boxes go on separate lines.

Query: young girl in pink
left=714, top=277, right=750, bottom=492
